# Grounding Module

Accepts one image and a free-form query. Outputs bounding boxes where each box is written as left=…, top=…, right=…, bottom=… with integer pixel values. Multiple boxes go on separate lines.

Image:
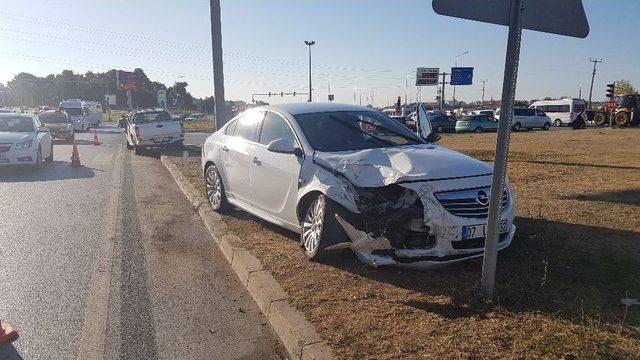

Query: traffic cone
left=0, top=320, right=19, bottom=347
left=93, top=130, right=101, bottom=146
left=70, top=144, right=82, bottom=168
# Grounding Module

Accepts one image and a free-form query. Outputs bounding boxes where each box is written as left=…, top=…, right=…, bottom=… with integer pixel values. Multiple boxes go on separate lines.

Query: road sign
left=433, top=0, right=589, bottom=38
left=451, top=67, right=474, bottom=85
left=607, top=99, right=617, bottom=110
left=431, top=0, right=590, bottom=302
left=416, top=68, right=439, bottom=86
left=117, top=71, right=137, bottom=91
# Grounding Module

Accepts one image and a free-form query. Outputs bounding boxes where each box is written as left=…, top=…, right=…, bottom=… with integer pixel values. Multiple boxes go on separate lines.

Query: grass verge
left=167, top=129, right=640, bottom=359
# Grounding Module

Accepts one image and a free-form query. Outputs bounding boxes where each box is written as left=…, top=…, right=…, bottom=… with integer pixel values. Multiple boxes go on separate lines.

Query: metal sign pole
left=480, top=0, right=523, bottom=301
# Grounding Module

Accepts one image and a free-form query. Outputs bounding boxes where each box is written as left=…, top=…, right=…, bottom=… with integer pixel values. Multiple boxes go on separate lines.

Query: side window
left=259, top=111, right=298, bottom=146
left=525, top=108, right=535, bottom=116
left=224, top=118, right=238, bottom=135
left=560, top=105, right=570, bottom=113
left=513, top=108, right=524, bottom=116
left=234, top=111, right=263, bottom=141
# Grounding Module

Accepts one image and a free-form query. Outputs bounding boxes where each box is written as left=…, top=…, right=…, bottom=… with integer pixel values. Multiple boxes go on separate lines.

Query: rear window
left=62, top=107, right=82, bottom=116
left=133, top=111, right=172, bottom=124
left=39, top=112, right=69, bottom=124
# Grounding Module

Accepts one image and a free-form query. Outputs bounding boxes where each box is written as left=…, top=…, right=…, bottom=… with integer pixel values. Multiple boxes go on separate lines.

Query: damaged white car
left=202, top=103, right=515, bottom=268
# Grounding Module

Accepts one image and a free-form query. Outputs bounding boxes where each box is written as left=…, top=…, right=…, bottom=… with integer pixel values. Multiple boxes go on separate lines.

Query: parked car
left=495, top=107, right=552, bottom=131
left=37, top=110, right=75, bottom=142
left=201, top=103, right=516, bottom=268
left=185, top=113, right=206, bottom=121
left=429, top=114, right=457, bottom=133
left=455, top=114, right=499, bottom=133
left=0, top=113, right=53, bottom=167
left=389, top=115, right=417, bottom=131
left=123, top=109, right=184, bottom=154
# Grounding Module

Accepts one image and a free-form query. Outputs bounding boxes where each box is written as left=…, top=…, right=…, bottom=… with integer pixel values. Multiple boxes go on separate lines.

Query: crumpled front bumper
left=333, top=178, right=517, bottom=269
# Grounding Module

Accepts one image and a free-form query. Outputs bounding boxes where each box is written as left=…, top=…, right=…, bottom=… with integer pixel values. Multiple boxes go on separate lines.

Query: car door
left=249, top=111, right=302, bottom=225
left=34, top=117, right=52, bottom=157
left=222, top=110, right=263, bottom=203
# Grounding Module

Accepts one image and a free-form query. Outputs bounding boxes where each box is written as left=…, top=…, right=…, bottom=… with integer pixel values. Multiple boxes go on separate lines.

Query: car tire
left=300, top=194, right=346, bottom=261
left=474, top=127, right=482, bottom=133
left=615, top=112, right=630, bottom=127
left=436, top=125, right=444, bottom=133
left=34, top=147, right=43, bottom=169
left=512, top=122, right=521, bottom=131
left=205, top=164, right=228, bottom=212
left=554, top=119, right=562, bottom=127
left=46, top=143, right=53, bottom=162
left=543, top=122, right=551, bottom=131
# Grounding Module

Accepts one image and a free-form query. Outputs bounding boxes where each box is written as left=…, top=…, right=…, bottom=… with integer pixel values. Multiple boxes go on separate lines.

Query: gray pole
left=481, top=0, right=523, bottom=302
left=210, top=0, right=227, bottom=129
left=587, top=58, right=602, bottom=110
left=305, top=41, right=315, bottom=102
left=440, top=72, right=447, bottom=111
left=481, top=79, right=488, bottom=108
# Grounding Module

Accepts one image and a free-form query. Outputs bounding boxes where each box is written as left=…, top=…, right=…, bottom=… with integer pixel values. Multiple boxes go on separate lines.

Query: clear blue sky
left=0, top=0, right=637, bottom=106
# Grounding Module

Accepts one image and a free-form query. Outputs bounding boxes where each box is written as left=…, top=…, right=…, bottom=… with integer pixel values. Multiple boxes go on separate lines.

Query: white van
left=529, top=98, right=586, bottom=127
left=84, top=101, right=103, bottom=128
left=495, top=107, right=551, bottom=131
left=59, top=99, right=89, bottom=131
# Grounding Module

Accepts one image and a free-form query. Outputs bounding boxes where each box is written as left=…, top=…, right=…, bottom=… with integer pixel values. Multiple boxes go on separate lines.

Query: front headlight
left=15, top=138, right=33, bottom=150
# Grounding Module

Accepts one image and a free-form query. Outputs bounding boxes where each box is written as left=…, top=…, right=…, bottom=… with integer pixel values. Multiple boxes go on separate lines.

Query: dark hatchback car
left=429, top=114, right=457, bottom=133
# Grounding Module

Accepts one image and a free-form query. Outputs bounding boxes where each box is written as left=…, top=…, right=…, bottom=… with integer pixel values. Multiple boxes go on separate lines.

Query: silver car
left=201, top=103, right=516, bottom=268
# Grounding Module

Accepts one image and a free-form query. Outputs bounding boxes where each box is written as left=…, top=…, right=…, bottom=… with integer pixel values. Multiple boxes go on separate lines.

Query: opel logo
left=476, top=190, right=489, bottom=205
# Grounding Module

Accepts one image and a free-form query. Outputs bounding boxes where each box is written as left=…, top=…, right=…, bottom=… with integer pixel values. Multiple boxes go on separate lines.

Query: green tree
left=615, top=79, right=638, bottom=96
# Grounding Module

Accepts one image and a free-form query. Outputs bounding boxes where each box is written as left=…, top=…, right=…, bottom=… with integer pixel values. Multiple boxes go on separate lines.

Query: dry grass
left=182, top=119, right=215, bottom=133
left=169, top=128, right=640, bottom=359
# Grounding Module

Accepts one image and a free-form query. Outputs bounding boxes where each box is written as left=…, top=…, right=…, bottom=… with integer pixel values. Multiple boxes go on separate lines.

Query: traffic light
left=606, top=83, right=615, bottom=98
left=293, top=91, right=296, bottom=97
left=396, top=96, right=401, bottom=107
left=268, top=92, right=272, bottom=97
left=281, top=92, right=284, bottom=97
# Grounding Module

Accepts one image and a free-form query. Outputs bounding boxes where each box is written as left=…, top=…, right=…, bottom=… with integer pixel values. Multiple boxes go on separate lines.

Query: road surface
left=0, top=125, right=284, bottom=359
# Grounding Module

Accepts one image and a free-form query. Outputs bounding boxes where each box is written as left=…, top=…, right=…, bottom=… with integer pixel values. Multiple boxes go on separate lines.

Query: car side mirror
left=266, top=138, right=302, bottom=157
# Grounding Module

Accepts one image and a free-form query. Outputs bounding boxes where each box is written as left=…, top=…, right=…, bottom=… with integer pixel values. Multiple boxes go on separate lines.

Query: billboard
left=117, top=71, right=137, bottom=91
left=416, top=67, right=439, bottom=86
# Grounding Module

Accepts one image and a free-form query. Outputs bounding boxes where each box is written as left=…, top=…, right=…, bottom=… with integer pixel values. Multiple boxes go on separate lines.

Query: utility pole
left=481, top=79, right=488, bottom=108
left=210, top=0, right=227, bottom=129
left=587, top=58, right=602, bottom=110
left=440, top=72, right=449, bottom=111
left=304, top=41, right=315, bottom=102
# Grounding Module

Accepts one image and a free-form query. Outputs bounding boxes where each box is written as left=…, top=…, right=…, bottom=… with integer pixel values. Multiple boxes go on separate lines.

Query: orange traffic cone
left=0, top=320, right=19, bottom=347
left=70, top=144, right=82, bottom=168
left=93, top=130, right=101, bottom=146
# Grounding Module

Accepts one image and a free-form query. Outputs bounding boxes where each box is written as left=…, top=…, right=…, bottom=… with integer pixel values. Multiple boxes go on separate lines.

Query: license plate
left=153, top=137, right=170, bottom=143
left=462, top=220, right=508, bottom=240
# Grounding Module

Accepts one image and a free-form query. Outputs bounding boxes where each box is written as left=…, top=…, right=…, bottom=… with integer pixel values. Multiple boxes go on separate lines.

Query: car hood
left=0, top=132, right=33, bottom=144
left=313, top=145, right=492, bottom=187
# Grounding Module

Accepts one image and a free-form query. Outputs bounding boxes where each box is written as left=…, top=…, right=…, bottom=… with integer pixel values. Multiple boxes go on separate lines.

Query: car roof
left=260, top=102, right=376, bottom=116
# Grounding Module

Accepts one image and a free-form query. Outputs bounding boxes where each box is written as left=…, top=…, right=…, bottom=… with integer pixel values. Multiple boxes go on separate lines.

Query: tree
left=513, top=100, right=530, bottom=107
left=615, top=79, right=638, bottom=96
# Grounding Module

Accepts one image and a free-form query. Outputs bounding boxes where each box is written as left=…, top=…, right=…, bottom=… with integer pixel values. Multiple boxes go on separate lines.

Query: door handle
left=221, top=145, right=229, bottom=152
left=252, top=157, right=261, bottom=166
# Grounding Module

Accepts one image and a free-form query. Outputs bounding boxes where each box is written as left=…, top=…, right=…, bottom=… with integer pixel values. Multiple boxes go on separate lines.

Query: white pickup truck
left=124, top=109, right=184, bottom=154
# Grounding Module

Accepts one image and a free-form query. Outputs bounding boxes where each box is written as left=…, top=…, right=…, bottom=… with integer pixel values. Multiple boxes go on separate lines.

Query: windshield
left=39, top=113, right=69, bottom=124
left=62, top=107, right=82, bottom=116
left=0, top=116, right=34, bottom=132
left=295, top=110, right=422, bottom=152
left=133, top=111, right=172, bottom=124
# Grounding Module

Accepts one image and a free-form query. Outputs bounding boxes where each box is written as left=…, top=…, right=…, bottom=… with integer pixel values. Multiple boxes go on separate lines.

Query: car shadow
left=320, top=216, right=640, bottom=326
left=0, top=161, right=96, bottom=182
left=0, top=344, right=24, bottom=360
left=562, top=188, right=640, bottom=207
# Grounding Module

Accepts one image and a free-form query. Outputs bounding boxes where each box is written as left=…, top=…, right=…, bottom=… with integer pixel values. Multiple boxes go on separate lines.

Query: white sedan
left=0, top=113, right=53, bottom=168
left=201, top=103, right=516, bottom=268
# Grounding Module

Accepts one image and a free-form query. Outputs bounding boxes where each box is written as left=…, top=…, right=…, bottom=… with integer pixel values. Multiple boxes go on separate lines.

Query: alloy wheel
left=302, top=197, right=324, bottom=254
left=205, top=167, right=223, bottom=210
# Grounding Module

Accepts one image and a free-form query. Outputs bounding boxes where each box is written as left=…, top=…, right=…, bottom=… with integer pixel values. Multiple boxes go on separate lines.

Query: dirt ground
left=170, top=128, right=640, bottom=359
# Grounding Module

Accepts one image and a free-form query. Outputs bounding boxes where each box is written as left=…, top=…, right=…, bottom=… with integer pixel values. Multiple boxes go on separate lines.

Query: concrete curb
left=160, top=155, right=335, bottom=360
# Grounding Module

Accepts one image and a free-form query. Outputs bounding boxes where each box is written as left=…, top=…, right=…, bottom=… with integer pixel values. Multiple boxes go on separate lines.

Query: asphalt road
left=0, top=125, right=284, bottom=359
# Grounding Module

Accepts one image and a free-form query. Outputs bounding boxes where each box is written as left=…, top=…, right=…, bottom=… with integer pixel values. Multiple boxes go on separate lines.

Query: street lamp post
left=304, top=41, right=315, bottom=102
left=453, top=50, right=470, bottom=107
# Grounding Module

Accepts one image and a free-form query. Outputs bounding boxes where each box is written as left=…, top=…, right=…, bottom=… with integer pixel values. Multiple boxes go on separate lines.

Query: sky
left=0, top=0, right=638, bottom=107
